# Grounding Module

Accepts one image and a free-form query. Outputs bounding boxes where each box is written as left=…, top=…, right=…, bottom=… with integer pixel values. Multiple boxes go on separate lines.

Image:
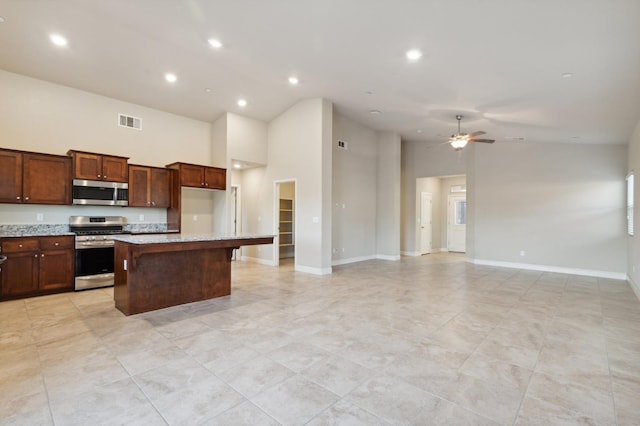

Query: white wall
left=376, top=132, right=401, bottom=259
left=240, top=98, right=333, bottom=274
left=471, top=142, right=627, bottom=275
left=0, top=70, right=215, bottom=227
left=401, top=140, right=467, bottom=254
left=628, top=120, right=640, bottom=294
left=332, top=113, right=377, bottom=263
left=227, top=113, right=268, bottom=166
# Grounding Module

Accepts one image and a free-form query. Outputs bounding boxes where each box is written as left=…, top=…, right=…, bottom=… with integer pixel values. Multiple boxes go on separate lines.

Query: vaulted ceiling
left=1, top=0, right=639, bottom=146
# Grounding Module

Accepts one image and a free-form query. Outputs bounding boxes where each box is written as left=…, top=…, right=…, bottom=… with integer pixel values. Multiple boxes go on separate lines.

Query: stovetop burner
left=69, top=216, right=126, bottom=237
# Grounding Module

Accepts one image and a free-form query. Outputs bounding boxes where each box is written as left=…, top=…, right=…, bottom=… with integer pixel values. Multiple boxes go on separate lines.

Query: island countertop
left=113, top=233, right=274, bottom=315
left=112, top=233, right=275, bottom=245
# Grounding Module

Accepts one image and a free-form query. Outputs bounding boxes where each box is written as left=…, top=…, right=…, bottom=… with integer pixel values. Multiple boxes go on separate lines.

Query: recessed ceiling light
left=369, top=110, right=381, bottom=115
left=204, top=88, right=213, bottom=93
left=234, top=163, right=242, bottom=169
left=49, top=34, right=68, bottom=47
left=208, top=38, right=223, bottom=49
left=406, top=49, right=422, bottom=61
left=417, top=130, right=423, bottom=134
left=561, top=72, right=574, bottom=78
left=288, top=76, right=299, bottom=85
left=237, top=99, right=247, bottom=107
left=164, top=73, right=177, bottom=83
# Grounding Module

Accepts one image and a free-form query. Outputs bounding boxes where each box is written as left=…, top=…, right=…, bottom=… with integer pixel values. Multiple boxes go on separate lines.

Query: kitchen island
left=112, top=233, right=274, bottom=315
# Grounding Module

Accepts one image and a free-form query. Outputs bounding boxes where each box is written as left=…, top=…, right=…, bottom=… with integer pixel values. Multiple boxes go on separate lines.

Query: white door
left=448, top=195, right=466, bottom=252
left=420, top=192, right=432, bottom=255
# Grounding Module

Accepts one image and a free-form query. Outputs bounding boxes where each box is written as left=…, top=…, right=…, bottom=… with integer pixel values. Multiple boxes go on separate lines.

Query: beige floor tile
left=251, top=375, right=339, bottom=426
left=219, top=355, right=295, bottom=398
left=345, top=374, right=441, bottom=425
left=203, top=400, right=280, bottom=426
left=2, top=255, right=640, bottom=424
left=526, top=372, right=615, bottom=425
left=306, top=400, right=390, bottom=425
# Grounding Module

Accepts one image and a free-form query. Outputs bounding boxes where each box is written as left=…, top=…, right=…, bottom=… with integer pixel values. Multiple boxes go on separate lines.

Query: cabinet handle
left=24, top=196, right=29, bottom=201
left=55, top=242, right=59, bottom=246
left=16, top=196, right=21, bottom=200
left=34, top=254, right=38, bottom=258
left=41, top=254, right=45, bottom=258
left=151, top=201, right=156, bottom=206
left=19, top=244, right=23, bottom=248
left=97, top=174, right=101, bottom=178
left=103, top=176, right=107, bottom=180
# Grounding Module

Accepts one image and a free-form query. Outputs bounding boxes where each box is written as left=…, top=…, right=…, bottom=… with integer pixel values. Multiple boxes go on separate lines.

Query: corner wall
left=628, top=120, right=640, bottom=294
left=471, top=142, right=627, bottom=277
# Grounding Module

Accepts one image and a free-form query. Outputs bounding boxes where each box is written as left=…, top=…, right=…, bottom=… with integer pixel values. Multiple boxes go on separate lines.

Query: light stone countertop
left=111, top=233, right=275, bottom=245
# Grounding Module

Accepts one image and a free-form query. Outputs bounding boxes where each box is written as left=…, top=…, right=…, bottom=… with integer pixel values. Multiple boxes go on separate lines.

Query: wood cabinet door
left=0, top=150, right=23, bottom=203
left=205, top=167, right=226, bottom=190
left=1, top=251, right=39, bottom=297
left=39, top=248, right=74, bottom=291
left=23, top=154, right=71, bottom=205
left=102, top=156, right=129, bottom=182
left=128, top=165, right=151, bottom=207
left=179, top=164, right=204, bottom=188
left=150, top=168, right=171, bottom=207
left=73, top=152, right=102, bottom=180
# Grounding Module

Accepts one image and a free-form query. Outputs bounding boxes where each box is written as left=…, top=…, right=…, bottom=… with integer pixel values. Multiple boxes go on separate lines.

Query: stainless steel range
left=70, top=216, right=128, bottom=290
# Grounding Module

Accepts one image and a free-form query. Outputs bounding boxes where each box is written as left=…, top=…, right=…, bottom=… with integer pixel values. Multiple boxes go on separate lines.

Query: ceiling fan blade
left=468, top=131, right=485, bottom=137
left=469, top=138, right=495, bottom=144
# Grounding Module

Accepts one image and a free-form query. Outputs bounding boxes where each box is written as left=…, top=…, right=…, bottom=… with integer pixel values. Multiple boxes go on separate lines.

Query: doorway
left=274, top=180, right=296, bottom=266
left=229, top=185, right=240, bottom=260
left=420, top=192, right=432, bottom=255
left=448, top=194, right=466, bottom=253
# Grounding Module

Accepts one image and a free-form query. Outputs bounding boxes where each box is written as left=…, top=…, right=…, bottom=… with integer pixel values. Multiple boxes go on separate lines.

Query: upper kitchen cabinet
left=67, top=150, right=129, bottom=183
left=0, top=149, right=22, bottom=203
left=0, top=149, right=71, bottom=205
left=166, top=162, right=226, bottom=190
left=128, top=165, right=172, bottom=208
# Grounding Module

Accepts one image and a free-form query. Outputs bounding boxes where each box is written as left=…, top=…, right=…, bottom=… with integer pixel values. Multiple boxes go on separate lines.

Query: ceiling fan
left=449, top=114, right=495, bottom=151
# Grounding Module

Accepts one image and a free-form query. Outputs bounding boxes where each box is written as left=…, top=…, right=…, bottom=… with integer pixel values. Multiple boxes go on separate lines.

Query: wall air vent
left=337, top=139, right=348, bottom=150
left=118, top=114, right=142, bottom=130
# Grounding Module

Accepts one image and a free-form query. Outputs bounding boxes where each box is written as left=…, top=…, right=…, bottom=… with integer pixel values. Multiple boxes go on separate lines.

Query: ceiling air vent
left=337, top=139, right=348, bottom=150
left=118, top=113, right=142, bottom=130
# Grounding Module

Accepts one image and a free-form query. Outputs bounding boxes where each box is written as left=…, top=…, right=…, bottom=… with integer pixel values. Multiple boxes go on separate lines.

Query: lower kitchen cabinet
left=0, top=236, right=74, bottom=299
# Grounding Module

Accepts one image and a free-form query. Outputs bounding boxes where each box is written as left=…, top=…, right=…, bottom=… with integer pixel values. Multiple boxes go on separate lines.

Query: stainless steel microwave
left=72, top=179, right=128, bottom=206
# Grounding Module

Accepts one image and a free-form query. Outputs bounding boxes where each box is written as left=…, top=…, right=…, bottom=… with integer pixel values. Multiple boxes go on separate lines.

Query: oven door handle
left=76, top=242, right=115, bottom=249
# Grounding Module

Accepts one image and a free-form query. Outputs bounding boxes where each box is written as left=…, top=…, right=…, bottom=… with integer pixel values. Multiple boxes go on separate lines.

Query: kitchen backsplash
left=0, top=223, right=169, bottom=235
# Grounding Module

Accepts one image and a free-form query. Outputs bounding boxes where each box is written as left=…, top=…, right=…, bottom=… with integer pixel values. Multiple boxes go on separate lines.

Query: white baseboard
left=401, top=251, right=421, bottom=257
left=440, top=248, right=449, bottom=253
left=376, top=254, right=401, bottom=261
left=240, top=256, right=276, bottom=266
left=332, top=254, right=402, bottom=266
left=295, top=264, right=332, bottom=275
left=469, top=258, right=627, bottom=280
left=332, top=255, right=376, bottom=266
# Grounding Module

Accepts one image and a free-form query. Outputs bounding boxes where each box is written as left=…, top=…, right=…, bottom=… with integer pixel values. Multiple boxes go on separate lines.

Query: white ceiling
left=1, top=0, right=639, bottom=145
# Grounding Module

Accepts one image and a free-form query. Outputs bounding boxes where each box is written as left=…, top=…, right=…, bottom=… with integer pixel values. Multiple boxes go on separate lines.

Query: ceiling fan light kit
left=448, top=114, right=495, bottom=150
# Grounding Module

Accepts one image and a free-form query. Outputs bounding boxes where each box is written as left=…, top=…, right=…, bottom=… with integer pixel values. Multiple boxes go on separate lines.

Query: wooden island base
left=113, top=235, right=273, bottom=315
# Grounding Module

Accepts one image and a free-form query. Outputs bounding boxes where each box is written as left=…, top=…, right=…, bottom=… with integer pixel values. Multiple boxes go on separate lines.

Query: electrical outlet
left=520, top=250, right=526, bottom=257
left=36, top=213, right=44, bottom=221
left=341, top=248, right=345, bottom=253
left=193, top=215, right=198, bottom=221
left=139, top=214, right=145, bottom=221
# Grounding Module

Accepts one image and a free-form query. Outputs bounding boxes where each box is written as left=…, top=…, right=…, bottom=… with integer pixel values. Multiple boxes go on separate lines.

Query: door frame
left=229, top=184, right=241, bottom=260
left=447, top=194, right=467, bottom=253
left=420, top=191, right=432, bottom=255
left=273, top=179, right=297, bottom=267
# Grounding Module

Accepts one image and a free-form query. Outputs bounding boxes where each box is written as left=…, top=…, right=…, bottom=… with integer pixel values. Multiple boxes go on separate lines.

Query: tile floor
left=2, top=254, right=640, bottom=425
